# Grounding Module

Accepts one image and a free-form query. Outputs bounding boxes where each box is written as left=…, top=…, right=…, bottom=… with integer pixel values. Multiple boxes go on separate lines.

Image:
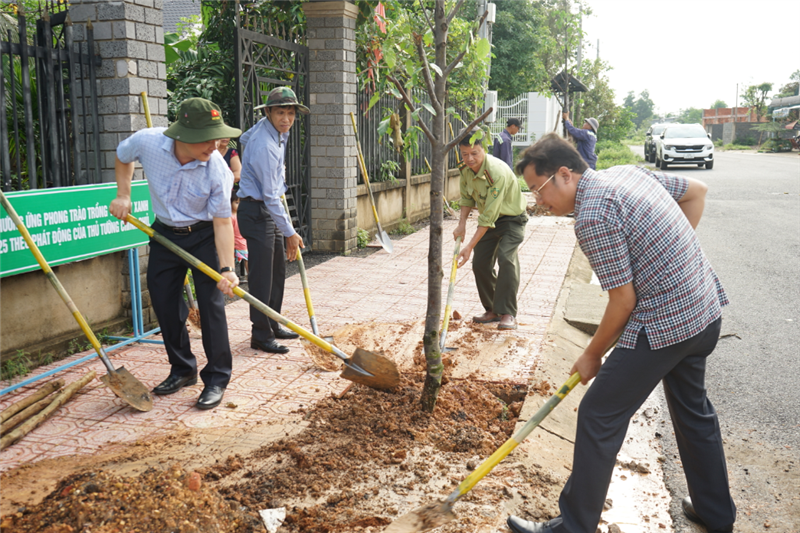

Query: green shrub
left=517, top=177, right=530, bottom=192
left=391, top=219, right=415, bottom=235
left=596, top=142, right=639, bottom=170
left=357, top=228, right=370, bottom=248
left=722, top=143, right=752, bottom=151
left=714, top=138, right=724, bottom=147
left=1, top=350, right=33, bottom=381
left=377, top=160, right=401, bottom=182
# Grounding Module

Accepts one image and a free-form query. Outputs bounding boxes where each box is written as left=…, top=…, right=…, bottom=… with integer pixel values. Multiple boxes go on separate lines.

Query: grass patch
left=721, top=143, right=753, bottom=151
left=0, top=350, right=54, bottom=381
left=390, top=218, right=416, bottom=236
left=596, top=141, right=640, bottom=170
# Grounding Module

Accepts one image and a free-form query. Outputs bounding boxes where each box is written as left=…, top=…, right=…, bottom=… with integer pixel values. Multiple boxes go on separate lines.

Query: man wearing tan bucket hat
left=110, top=97, right=242, bottom=410
left=237, top=86, right=310, bottom=355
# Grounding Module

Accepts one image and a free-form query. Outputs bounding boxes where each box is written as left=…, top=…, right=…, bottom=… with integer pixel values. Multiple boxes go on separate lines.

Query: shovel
left=125, top=215, right=400, bottom=391
left=439, top=237, right=462, bottom=353
left=350, top=112, right=393, bottom=254
left=0, top=191, right=153, bottom=412
left=385, top=372, right=582, bottom=532
left=280, top=195, right=333, bottom=342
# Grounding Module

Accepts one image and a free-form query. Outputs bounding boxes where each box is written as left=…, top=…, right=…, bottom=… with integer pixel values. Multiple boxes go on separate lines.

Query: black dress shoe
left=507, top=516, right=553, bottom=533
left=273, top=325, right=299, bottom=340
left=251, top=338, right=290, bottom=354
left=152, top=373, right=197, bottom=395
left=682, top=497, right=733, bottom=532
left=196, top=385, right=225, bottom=410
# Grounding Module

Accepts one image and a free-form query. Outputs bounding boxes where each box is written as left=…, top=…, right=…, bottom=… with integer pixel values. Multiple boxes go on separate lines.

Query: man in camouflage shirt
left=454, top=128, right=528, bottom=331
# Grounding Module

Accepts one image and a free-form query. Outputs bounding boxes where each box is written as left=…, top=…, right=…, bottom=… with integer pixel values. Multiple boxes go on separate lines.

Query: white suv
left=656, top=124, right=714, bottom=170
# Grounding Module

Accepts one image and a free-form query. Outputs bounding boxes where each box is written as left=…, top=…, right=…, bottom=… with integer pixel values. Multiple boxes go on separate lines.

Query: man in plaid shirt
left=507, top=134, right=735, bottom=533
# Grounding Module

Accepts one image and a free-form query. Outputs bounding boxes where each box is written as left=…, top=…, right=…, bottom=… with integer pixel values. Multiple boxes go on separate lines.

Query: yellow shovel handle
left=451, top=372, right=582, bottom=500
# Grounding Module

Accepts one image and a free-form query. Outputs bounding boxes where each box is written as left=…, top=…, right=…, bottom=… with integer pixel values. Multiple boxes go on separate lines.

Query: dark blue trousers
left=549, top=318, right=735, bottom=533
left=147, top=223, right=232, bottom=388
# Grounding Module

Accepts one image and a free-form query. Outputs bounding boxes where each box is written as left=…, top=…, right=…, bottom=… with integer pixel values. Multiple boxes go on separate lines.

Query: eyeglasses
left=532, top=169, right=571, bottom=202
left=532, top=174, right=555, bottom=202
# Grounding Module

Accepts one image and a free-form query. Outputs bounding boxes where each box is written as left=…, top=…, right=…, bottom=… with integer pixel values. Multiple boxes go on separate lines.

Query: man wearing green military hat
left=110, top=97, right=242, bottom=410
left=454, top=128, right=528, bottom=331
left=237, top=86, right=309, bottom=354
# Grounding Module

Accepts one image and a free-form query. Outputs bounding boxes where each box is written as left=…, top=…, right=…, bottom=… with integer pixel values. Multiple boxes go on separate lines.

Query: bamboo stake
left=0, top=394, right=54, bottom=434
left=0, top=379, right=64, bottom=423
left=0, top=371, right=95, bottom=451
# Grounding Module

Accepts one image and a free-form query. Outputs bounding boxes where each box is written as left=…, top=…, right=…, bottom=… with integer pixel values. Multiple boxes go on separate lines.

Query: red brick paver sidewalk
left=0, top=216, right=576, bottom=472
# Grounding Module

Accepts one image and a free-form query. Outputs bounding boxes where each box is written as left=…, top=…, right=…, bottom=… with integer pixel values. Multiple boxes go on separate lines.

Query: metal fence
left=355, top=87, right=470, bottom=184
left=1, top=7, right=102, bottom=191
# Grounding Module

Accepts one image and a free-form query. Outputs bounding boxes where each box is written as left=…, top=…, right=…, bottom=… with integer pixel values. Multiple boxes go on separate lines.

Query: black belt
left=239, top=196, right=262, bottom=203
left=154, top=219, right=213, bottom=235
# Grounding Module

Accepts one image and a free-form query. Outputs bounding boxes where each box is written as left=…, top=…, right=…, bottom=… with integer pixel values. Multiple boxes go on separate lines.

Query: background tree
left=488, top=0, right=552, bottom=100
left=677, top=107, right=703, bottom=125
left=741, top=82, right=773, bottom=121
left=574, top=58, right=631, bottom=141
left=775, top=70, right=799, bottom=98
left=711, top=99, right=728, bottom=109
left=623, top=89, right=654, bottom=128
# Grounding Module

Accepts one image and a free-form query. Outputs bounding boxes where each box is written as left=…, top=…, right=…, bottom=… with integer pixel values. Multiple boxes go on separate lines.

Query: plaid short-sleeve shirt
left=574, top=166, right=728, bottom=350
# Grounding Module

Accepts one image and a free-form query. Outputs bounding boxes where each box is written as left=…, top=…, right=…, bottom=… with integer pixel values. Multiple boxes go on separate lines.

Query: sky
left=581, top=0, right=800, bottom=116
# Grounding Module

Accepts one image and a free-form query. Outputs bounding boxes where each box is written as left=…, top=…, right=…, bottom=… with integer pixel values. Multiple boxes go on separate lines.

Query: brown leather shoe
left=498, top=315, right=517, bottom=330
left=473, top=311, right=501, bottom=323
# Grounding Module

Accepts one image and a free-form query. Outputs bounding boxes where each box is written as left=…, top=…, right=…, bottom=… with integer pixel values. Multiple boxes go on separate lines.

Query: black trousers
left=547, top=318, right=735, bottom=533
left=236, top=200, right=285, bottom=343
left=147, top=223, right=232, bottom=388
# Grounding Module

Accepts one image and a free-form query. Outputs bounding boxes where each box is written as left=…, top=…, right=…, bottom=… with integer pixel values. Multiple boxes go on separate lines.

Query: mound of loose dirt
left=1, top=377, right=563, bottom=533
left=0, top=463, right=258, bottom=533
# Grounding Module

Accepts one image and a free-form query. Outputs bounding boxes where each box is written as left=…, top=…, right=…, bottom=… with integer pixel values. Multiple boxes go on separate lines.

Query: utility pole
left=732, top=83, right=738, bottom=142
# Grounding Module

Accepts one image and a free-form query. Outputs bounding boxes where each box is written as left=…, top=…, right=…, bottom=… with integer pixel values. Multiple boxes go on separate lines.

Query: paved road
left=628, top=147, right=800, bottom=532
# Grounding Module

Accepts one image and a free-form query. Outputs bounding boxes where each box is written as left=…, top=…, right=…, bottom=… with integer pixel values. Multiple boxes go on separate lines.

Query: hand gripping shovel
left=0, top=191, right=153, bottom=412
left=350, top=112, right=392, bottom=253
left=125, top=215, right=400, bottom=391
left=439, top=237, right=462, bottom=353
left=385, top=372, right=582, bottom=532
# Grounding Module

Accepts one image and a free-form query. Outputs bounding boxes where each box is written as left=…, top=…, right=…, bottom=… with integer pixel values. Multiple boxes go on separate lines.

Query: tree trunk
left=420, top=0, right=450, bottom=413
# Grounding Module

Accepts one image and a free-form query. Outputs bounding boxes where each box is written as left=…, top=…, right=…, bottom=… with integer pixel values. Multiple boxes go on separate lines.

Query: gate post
left=302, top=1, right=359, bottom=253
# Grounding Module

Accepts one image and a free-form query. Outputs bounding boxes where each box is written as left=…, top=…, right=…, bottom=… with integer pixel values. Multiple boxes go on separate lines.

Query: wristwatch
left=219, top=266, right=233, bottom=274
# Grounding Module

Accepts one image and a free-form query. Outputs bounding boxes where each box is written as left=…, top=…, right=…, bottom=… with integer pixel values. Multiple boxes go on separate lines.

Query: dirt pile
left=1, top=377, right=564, bottom=533
left=0, top=463, right=257, bottom=533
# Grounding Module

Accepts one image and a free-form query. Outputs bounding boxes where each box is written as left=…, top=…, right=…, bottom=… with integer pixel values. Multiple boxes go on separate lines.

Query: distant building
left=702, top=107, right=763, bottom=127
left=163, top=0, right=202, bottom=34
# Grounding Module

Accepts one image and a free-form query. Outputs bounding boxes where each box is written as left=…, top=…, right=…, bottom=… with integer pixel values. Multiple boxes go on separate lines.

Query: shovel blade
left=376, top=230, right=393, bottom=253
left=99, top=367, right=154, bottom=412
left=340, top=348, right=400, bottom=390
left=384, top=500, right=456, bottom=533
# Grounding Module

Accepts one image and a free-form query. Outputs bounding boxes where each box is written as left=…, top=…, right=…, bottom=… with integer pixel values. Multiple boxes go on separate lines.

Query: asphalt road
left=629, top=146, right=800, bottom=532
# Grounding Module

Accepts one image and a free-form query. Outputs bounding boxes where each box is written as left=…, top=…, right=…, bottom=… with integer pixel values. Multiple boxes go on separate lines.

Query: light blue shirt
left=116, top=128, right=233, bottom=226
left=237, top=118, right=295, bottom=237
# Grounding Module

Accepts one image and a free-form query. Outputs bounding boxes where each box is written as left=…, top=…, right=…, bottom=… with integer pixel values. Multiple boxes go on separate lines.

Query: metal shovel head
left=377, top=230, right=393, bottom=253
left=384, top=500, right=456, bottom=533
left=340, top=348, right=400, bottom=390
left=99, top=367, right=154, bottom=412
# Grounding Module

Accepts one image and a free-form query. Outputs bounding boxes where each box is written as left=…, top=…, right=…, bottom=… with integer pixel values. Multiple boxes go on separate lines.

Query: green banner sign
left=0, top=182, right=154, bottom=278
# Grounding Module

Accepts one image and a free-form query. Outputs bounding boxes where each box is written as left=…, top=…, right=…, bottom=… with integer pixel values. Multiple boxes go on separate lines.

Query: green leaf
left=429, top=63, right=442, bottom=78
left=164, top=45, right=180, bottom=65
left=389, top=86, right=402, bottom=100
left=377, top=117, right=391, bottom=137
left=423, top=32, right=433, bottom=47
left=475, top=37, right=490, bottom=58
left=367, top=93, right=381, bottom=112
left=164, top=33, right=181, bottom=45
left=421, top=102, right=436, bottom=116
left=174, top=40, right=193, bottom=52
left=383, top=48, right=396, bottom=69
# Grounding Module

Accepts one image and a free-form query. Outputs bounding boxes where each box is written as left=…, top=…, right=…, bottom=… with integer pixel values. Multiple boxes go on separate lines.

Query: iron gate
left=1, top=7, right=102, bottom=191
left=233, top=10, right=311, bottom=247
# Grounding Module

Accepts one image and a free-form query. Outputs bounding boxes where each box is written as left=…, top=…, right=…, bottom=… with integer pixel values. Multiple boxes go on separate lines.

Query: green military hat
left=164, top=98, right=242, bottom=143
left=254, top=86, right=310, bottom=115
